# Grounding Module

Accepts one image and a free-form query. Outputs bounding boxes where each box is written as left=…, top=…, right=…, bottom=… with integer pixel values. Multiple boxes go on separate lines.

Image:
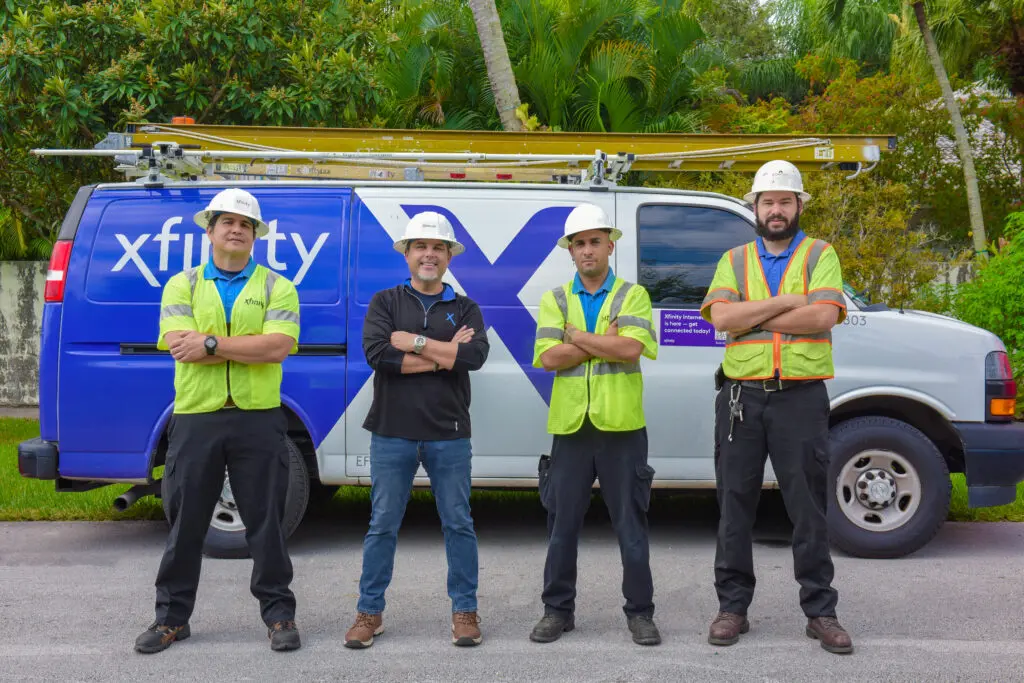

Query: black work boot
left=529, top=613, right=575, bottom=643
left=134, top=623, right=190, bottom=654
left=627, top=615, right=662, bottom=646
left=268, top=620, right=301, bottom=652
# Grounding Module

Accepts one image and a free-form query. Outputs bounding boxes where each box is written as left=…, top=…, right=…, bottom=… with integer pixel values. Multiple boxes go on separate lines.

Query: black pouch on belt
left=714, top=364, right=726, bottom=391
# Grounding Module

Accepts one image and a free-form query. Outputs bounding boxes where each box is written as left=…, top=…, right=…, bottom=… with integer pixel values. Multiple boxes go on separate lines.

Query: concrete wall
left=0, top=262, right=46, bottom=406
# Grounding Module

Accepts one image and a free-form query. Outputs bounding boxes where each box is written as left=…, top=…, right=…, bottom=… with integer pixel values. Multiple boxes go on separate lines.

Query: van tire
left=826, top=416, right=950, bottom=559
left=161, top=437, right=311, bottom=560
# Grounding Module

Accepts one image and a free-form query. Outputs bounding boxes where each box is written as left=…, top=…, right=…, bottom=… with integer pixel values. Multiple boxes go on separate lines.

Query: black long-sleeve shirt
left=361, top=283, right=489, bottom=441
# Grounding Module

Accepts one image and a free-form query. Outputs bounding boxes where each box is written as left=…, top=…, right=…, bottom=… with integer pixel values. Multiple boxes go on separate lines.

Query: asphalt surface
left=1, top=499, right=1023, bottom=682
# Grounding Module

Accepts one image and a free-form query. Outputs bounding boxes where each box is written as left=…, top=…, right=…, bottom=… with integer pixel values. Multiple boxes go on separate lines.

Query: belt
left=223, top=397, right=237, bottom=409
left=733, top=378, right=820, bottom=392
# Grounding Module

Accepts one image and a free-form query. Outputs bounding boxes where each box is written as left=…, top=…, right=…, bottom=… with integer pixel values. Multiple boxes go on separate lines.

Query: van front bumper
left=17, top=438, right=59, bottom=480
left=953, top=421, right=1024, bottom=507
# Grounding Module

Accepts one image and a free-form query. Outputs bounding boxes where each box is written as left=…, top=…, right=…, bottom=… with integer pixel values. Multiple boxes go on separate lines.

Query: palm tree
left=910, top=1, right=987, bottom=256
left=467, top=0, right=523, bottom=131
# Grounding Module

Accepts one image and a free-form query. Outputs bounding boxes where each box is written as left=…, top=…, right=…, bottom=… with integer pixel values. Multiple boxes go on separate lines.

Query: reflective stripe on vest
left=545, top=278, right=646, bottom=434
left=723, top=239, right=836, bottom=381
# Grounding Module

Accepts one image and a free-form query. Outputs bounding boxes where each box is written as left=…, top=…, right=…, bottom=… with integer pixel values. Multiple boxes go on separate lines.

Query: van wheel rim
left=836, top=449, right=922, bottom=532
left=211, top=474, right=245, bottom=533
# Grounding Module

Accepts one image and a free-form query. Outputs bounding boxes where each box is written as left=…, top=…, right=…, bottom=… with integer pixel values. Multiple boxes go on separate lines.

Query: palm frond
left=740, top=57, right=807, bottom=102
left=643, top=109, right=705, bottom=133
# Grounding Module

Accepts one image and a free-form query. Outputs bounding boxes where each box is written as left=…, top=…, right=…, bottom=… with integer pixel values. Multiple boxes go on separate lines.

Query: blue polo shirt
left=572, top=269, right=615, bottom=333
left=756, top=231, right=806, bottom=296
left=204, top=258, right=257, bottom=322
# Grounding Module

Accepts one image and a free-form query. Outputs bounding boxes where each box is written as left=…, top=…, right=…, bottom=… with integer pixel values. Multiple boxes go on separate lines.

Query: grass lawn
left=0, top=418, right=163, bottom=521
left=2, top=417, right=1022, bottom=522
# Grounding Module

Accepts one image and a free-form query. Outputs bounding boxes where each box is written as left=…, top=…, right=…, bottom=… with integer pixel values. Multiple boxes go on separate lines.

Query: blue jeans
left=357, top=434, right=478, bottom=614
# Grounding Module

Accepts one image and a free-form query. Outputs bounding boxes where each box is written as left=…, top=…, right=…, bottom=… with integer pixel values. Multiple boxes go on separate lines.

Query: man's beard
left=415, top=262, right=442, bottom=282
left=755, top=212, right=800, bottom=242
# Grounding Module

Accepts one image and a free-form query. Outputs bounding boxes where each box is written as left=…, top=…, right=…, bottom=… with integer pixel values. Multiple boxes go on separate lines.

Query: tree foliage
left=791, top=57, right=1023, bottom=247
left=949, top=212, right=1024, bottom=388
left=1, top=0, right=1022, bottom=272
left=375, top=0, right=720, bottom=133
left=0, top=0, right=383, bottom=259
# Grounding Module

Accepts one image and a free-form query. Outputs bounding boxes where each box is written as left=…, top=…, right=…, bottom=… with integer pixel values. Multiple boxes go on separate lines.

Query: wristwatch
left=204, top=335, right=218, bottom=356
left=413, top=335, right=427, bottom=354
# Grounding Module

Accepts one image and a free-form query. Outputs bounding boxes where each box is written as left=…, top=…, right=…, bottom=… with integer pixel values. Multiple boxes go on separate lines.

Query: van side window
left=637, top=204, right=754, bottom=308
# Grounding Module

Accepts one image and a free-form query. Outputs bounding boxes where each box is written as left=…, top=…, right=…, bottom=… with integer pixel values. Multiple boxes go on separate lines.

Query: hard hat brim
left=558, top=227, right=623, bottom=249
left=194, top=209, right=270, bottom=238
left=743, top=190, right=811, bottom=205
left=393, top=238, right=466, bottom=256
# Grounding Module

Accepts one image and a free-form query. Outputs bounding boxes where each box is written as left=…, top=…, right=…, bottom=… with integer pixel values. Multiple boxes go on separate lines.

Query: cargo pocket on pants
left=634, top=463, right=655, bottom=512
left=538, top=455, right=553, bottom=511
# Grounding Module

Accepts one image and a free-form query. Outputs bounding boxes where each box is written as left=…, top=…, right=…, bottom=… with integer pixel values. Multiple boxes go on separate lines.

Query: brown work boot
left=707, top=611, right=749, bottom=646
left=806, top=616, right=854, bottom=654
left=452, top=611, right=482, bottom=647
left=344, top=612, right=384, bottom=649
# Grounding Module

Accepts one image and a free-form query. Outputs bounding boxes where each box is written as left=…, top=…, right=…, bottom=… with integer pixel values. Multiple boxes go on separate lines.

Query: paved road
left=1, top=502, right=1023, bottom=682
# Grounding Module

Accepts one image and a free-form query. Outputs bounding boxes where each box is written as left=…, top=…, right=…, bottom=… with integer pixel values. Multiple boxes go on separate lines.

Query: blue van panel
left=38, top=304, right=62, bottom=442
left=346, top=200, right=412, bottom=412
left=60, top=451, right=150, bottom=480
left=56, top=187, right=349, bottom=480
left=280, top=355, right=348, bottom=447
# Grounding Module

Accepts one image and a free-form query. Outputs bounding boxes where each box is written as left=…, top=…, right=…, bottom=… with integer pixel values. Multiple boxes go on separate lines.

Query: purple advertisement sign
left=660, top=310, right=726, bottom=347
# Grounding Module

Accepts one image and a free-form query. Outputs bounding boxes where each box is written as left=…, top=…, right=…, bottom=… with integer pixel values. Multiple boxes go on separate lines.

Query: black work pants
left=539, top=417, right=655, bottom=618
left=714, top=379, right=838, bottom=618
left=154, top=407, right=295, bottom=627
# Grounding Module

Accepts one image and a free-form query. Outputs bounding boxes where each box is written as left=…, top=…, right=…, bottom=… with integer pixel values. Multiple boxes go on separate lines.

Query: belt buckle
left=762, top=378, right=783, bottom=392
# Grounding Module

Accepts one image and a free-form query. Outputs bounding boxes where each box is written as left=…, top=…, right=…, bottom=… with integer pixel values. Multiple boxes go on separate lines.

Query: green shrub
left=951, top=212, right=1024, bottom=387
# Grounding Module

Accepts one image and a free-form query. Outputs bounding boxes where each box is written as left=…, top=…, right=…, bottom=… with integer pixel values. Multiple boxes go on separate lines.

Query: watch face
left=205, top=337, right=216, bottom=349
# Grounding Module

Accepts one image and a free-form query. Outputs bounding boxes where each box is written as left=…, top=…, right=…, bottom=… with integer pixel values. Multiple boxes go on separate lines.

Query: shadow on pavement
left=289, top=486, right=796, bottom=553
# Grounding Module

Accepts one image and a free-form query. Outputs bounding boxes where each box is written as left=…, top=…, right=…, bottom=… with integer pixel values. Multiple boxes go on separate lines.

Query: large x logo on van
left=402, top=204, right=574, bottom=405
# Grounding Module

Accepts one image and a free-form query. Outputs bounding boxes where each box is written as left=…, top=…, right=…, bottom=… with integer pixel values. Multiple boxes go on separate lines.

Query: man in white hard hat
left=529, top=203, right=661, bottom=646
left=136, top=188, right=302, bottom=654
left=700, top=161, right=853, bottom=654
left=345, top=211, right=490, bottom=649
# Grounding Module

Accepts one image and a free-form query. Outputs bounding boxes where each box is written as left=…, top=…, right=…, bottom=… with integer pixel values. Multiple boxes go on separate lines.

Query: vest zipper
left=773, top=332, right=781, bottom=379
left=225, top=293, right=232, bottom=402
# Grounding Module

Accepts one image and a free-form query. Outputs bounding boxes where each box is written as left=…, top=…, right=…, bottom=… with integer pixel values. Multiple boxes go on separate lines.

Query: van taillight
left=44, top=240, right=72, bottom=302
left=985, top=351, right=1017, bottom=422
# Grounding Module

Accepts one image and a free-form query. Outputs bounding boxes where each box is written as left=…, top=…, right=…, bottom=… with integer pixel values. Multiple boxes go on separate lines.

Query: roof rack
left=32, top=122, right=893, bottom=188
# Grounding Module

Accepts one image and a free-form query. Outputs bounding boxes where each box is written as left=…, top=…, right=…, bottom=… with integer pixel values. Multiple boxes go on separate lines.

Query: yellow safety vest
left=700, top=238, right=846, bottom=381
left=158, top=264, right=300, bottom=414
left=533, top=277, right=658, bottom=434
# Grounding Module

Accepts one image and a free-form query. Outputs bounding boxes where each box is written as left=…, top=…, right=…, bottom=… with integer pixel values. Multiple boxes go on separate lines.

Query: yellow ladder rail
left=125, top=123, right=893, bottom=173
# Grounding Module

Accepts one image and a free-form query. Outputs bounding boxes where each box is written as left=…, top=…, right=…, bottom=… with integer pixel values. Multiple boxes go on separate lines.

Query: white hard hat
left=393, top=211, right=465, bottom=256
left=558, top=203, right=622, bottom=249
left=194, top=188, right=270, bottom=238
left=744, top=160, right=811, bottom=204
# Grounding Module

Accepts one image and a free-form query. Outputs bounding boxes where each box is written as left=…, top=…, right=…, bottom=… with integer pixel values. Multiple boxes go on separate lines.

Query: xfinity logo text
left=113, top=217, right=328, bottom=287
